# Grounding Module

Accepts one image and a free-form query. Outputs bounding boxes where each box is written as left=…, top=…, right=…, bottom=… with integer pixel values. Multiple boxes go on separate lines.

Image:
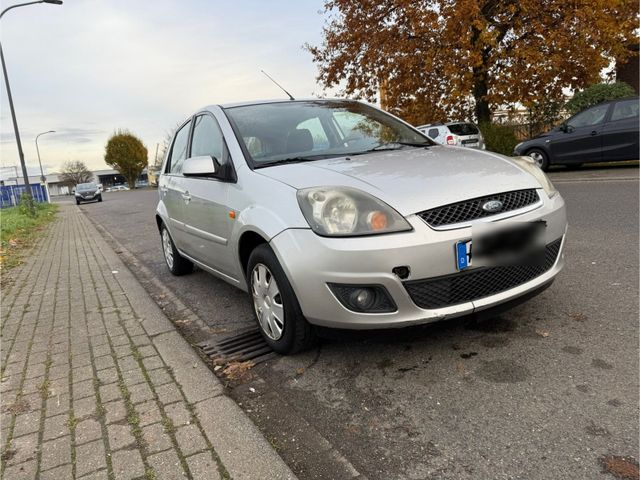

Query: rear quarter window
left=447, top=123, right=479, bottom=135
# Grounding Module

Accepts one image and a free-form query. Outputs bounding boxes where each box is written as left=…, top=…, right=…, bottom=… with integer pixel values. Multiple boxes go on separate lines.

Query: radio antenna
left=261, top=70, right=295, bottom=101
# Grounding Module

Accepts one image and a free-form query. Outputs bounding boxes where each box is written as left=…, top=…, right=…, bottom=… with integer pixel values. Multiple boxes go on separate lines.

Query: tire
left=247, top=244, right=315, bottom=354
left=98, top=195, right=103, bottom=202
left=526, top=148, right=550, bottom=171
left=160, top=224, right=193, bottom=276
left=76, top=199, right=80, bottom=205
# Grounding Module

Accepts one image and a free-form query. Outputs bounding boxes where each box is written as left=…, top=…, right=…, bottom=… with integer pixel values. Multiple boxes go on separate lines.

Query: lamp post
left=0, top=0, right=63, bottom=212
left=35, top=130, right=55, bottom=183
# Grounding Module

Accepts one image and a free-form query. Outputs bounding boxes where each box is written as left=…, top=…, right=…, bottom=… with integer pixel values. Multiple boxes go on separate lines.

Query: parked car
left=75, top=182, right=102, bottom=205
left=156, top=99, right=566, bottom=354
left=110, top=185, right=130, bottom=192
left=416, top=122, right=486, bottom=149
left=514, top=97, right=639, bottom=170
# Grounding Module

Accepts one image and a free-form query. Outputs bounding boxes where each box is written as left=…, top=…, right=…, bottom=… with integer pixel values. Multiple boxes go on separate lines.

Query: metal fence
left=0, top=184, right=49, bottom=208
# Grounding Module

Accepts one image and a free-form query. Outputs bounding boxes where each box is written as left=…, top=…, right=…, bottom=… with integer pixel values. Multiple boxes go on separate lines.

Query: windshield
left=447, top=123, right=479, bottom=136
left=224, top=100, right=432, bottom=167
left=77, top=183, right=96, bottom=191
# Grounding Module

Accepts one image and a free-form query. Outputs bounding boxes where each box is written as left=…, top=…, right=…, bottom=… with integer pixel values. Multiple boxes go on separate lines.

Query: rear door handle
left=590, top=130, right=598, bottom=136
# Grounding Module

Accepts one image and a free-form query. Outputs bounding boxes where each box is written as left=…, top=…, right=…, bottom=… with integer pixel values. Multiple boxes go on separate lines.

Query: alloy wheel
left=162, top=229, right=174, bottom=270
left=251, top=263, right=284, bottom=340
left=529, top=151, right=545, bottom=168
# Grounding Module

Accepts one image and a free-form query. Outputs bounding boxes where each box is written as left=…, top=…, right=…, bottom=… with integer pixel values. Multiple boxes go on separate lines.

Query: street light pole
left=35, top=130, right=55, bottom=183
left=0, top=0, right=63, bottom=213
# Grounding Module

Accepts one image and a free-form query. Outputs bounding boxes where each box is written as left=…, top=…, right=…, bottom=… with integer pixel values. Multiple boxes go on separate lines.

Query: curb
left=77, top=205, right=297, bottom=480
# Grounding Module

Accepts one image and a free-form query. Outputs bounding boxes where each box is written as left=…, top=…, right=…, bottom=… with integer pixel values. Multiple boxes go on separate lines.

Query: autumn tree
left=60, top=160, right=93, bottom=186
left=104, top=130, right=148, bottom=189
left=308, top=0, right=638, bottom=125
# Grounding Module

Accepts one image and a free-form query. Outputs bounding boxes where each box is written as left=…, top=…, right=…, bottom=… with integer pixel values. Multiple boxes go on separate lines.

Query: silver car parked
left=156, top=99, right=567, bottom=354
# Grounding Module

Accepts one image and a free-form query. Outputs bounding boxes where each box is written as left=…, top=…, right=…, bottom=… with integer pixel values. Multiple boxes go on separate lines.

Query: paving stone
left=96, top=367, right=118, bottom=385
left=76, top=439, right=107, bottom=477
left=78, top=468, right=109, bottom=479
left=137, top=401, right=162, bottom=427
left=72, top=365, right=95, bottom=383
left=136, top=345, right=157, bottom=358
left=148, top=449, right=187, bottom=478
left=143, top=422, right=173, bottom=453
left=76, top=418, right=102, bottom=445
left=128, top=382, right=154, bottom=404
left=164, top=402, right=192, bottom=427
left=121, top=368, right=145, bottom=387
left=142, top=355, right=164, bottom=371
left=40, top=435, right=71, bottom=471
left=74, top=395, right=100, bottom=420
left=94, top=355, right=116, bottom=371
left=4, top=432, right=38, bottom=467
left=12, top=410, right=41, bottom=438
left=2, top=459, right=38, bottom=479
left=46, top=393, right=70, bottom=417
left=186, top=452, right=223, bottom=480
left=146, top=368, right=172, bottom=386
left=104, top=400, right=127, bottom=424
left=111, top=448, right=144, bottom=480
left=155, top=383, right=183, bottom=405
left=72, top=379, right=95, bottom=400
left=107, top=423, right=136, bottom=451
left=40, top=462, right=73, bottom=479
left=99, top=383, right=121, bottom=403
left=175, top=424, right=208, bottom=456
left=43, top=412, right=69, bottom=441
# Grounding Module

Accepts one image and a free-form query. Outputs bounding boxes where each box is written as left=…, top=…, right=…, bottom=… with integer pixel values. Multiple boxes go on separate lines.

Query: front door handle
left=181, top=191, right=191, bottom=204
left=590, top=130, right=598, bottom=136
left=160, top=186, right=168, bottom=193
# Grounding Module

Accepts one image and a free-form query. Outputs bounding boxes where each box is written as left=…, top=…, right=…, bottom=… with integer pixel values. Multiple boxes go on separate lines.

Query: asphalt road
left=74, top=164, right=639, bottom=480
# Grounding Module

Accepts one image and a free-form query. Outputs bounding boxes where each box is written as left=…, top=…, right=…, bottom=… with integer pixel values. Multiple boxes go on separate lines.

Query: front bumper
left=270, top=190, right=566, bottom=329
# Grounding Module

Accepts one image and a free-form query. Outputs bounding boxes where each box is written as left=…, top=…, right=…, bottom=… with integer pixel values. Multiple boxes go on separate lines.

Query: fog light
left=349, top=288, right=375, bottom=310
left=328, top=284, right=397, bottom=313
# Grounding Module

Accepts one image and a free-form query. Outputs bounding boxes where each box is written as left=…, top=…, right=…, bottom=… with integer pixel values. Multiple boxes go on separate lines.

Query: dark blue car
left=514, top=97, right=639, bottom=170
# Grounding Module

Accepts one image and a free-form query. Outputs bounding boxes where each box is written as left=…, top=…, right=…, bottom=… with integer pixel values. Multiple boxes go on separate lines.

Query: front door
left=180, top=114, right=236, bottom=278
left=550, top=103, right=610, bottom=164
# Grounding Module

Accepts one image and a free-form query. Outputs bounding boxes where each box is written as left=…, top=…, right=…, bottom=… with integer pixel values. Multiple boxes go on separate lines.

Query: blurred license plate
left=455, top=240, right=472, bottom=270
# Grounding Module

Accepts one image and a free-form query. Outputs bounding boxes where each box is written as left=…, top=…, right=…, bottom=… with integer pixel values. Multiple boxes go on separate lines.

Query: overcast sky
left=0, top=0, right=335, bottom=177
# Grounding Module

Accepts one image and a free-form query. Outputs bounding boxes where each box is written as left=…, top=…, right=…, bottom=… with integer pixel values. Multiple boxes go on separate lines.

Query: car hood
left=257, top=146, right=542, bottom=215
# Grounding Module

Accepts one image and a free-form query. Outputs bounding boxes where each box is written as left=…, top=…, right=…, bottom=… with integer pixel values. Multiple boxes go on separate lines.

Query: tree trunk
left=472, top=66, right=491, bottom=124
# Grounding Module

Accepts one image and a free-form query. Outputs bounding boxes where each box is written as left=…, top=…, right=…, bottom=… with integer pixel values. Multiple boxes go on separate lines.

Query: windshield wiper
left=349, top=141, right=431, bottom=156
left=254, top=156, right=319, bottom=169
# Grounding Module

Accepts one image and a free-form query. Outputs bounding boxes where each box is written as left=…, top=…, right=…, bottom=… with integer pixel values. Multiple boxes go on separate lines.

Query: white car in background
left=417, top=122, right=486, bottom=150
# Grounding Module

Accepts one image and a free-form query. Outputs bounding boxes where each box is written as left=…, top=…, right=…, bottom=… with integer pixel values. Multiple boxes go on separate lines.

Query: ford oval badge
left=482, top=200, right=503, bottom=213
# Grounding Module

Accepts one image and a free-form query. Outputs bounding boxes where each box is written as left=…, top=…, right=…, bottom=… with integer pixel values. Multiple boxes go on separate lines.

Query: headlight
left=296, top=187, right=412, bottom=236
left=510, top=156, right=557, bottom=198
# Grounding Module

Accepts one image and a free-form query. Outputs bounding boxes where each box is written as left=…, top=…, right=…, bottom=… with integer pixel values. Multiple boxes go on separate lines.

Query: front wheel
left=161, top=225, right=193, bottom=276
left=526, top=148, right=550, bottom=171
left=98, top=195, right=103, bottom=202
left=247, top=244, right=315, bottom=354
left=76, top=199, right=80, bottom=205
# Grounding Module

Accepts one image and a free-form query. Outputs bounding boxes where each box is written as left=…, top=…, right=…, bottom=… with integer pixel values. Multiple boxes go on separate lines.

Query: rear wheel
left=526, top=148, right=550, bottom=171
left=247, top=244, right=315, bottom=354
left=161, top=225, right=193, bottom=275
left=98, top=195, right=103, bottom=202
left=76, top=199, right=80, bottom=205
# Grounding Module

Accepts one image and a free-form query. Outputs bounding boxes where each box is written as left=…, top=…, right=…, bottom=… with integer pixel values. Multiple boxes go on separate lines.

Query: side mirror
left=182, top=156, right=220, bottom=177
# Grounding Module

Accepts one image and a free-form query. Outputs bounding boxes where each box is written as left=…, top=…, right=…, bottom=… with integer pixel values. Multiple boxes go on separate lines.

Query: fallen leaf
left=536, top=331, right=550, bottom=338
left=221, top=360, right=255, bottom=381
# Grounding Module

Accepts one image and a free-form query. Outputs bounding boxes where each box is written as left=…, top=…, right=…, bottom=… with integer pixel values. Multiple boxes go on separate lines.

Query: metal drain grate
left=197, top=326, right=277, bottom=365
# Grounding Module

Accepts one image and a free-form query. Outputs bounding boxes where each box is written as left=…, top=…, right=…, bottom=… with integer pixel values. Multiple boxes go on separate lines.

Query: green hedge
left=479, top=123, right=519, bottom=156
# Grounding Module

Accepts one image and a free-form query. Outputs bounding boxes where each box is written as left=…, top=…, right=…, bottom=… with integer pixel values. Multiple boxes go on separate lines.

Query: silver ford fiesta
left=156, top=99, right=567, bottom=354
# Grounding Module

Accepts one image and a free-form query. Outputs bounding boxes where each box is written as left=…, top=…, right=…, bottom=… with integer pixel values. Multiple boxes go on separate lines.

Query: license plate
left=455, top=240, right=472, bottom=270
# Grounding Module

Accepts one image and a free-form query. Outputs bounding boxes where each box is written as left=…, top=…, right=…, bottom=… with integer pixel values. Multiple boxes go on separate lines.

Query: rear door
left=159, top=119, right=192, bottom=250
left=601, top=99, right=639, bottom=161
left=550, top=103, right=610, bottom=164
left=180, top=113, right=236, bottom=277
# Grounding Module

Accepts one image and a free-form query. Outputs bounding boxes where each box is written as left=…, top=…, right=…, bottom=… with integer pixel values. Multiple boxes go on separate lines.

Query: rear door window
left=168, top=121, right=191, bottom=174
left=610, top=99, right=639, bottom=122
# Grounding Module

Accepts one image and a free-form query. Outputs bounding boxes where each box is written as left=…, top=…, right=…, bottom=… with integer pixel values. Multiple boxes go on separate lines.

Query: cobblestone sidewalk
left=1, top=205, right=295, bottom=480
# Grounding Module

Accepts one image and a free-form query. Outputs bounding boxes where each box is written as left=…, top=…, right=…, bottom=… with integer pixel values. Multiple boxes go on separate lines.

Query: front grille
left=404, top=238, right=562, bottom=309
left=418, top=189, right=540, bottom=228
